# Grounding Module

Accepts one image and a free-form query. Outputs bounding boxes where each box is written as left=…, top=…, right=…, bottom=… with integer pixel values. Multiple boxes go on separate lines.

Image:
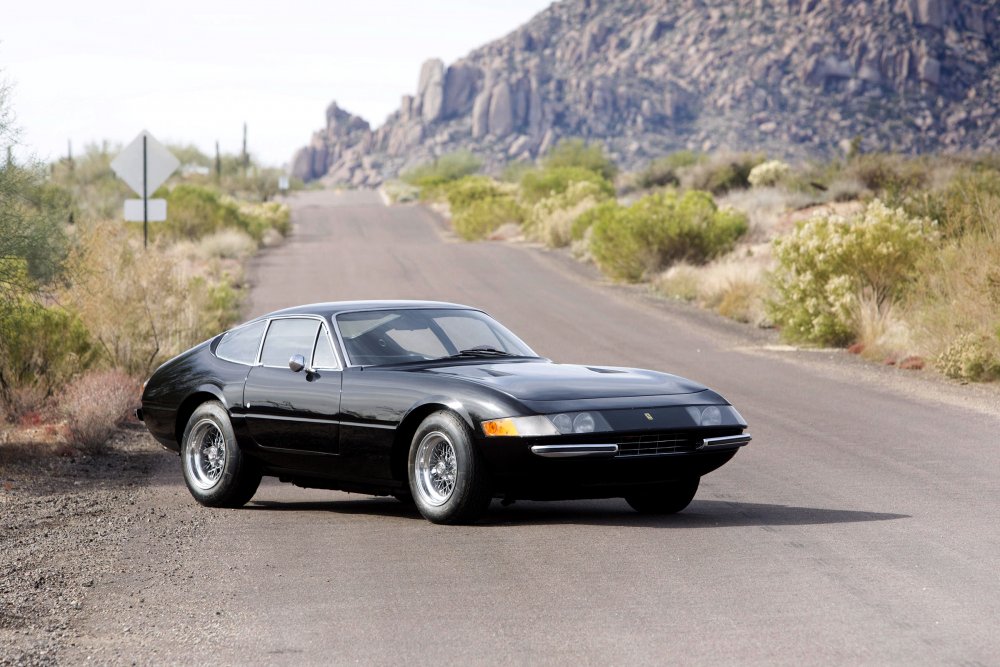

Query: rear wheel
left=181, top=401, right=261, bottom=508
left=408, top=411, right=492, bottom=524
left=625, top=477, right=700, bottom=515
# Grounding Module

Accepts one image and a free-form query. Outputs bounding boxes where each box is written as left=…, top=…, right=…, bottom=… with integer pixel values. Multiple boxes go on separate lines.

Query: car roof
left=258, top=300, right=477, bottom=320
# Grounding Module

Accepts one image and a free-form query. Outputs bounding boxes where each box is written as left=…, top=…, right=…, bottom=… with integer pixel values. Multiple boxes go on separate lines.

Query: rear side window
left=216, top=320, right=267, bottom=365
left=260, top=318, right=321, bottom=367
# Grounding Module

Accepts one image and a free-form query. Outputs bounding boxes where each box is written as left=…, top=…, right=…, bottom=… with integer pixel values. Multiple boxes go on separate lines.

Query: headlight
left=481, top=411, right=611, bottom=437
left=685, top=405, right=741, bottom=426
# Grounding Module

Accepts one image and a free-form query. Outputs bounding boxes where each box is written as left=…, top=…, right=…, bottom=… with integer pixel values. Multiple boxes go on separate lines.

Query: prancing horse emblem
left=644, top=412, right=654, bottom=421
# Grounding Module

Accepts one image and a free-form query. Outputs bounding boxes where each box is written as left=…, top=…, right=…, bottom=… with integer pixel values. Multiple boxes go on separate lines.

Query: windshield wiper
left=447, top=347, right=516, bottom=359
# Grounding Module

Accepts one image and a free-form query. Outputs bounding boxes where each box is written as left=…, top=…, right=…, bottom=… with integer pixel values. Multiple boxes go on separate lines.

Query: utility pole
left=215, top=140, right=222, bottom=182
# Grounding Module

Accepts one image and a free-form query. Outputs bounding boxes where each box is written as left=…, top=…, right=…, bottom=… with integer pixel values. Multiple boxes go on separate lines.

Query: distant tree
left=0, top=85, right=70, bottom=303
left=401, top=151, right=482, bottom=188
left=542, top=139, right=618, bottom=181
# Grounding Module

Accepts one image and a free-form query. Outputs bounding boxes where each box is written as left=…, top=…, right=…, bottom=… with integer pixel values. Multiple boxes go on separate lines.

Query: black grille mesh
left=615, top=433, right=700, bottom=457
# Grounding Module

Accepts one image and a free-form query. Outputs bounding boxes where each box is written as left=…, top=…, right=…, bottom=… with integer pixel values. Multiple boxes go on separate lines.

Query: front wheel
left=625, top=477, right=700, bottom=515
left=181, top=401, right=261, bottom=508
left=408, top=411, right=492, bottom=524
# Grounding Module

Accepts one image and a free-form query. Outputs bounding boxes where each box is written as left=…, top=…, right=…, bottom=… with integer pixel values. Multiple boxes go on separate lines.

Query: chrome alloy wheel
left=414, top=431, right=458, bottom=507
left=185, top=418, right=227, bottom=490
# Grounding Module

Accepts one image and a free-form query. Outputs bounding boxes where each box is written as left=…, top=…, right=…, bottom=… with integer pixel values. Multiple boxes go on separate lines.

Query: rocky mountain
left=292, top=0, right=1000, bottom=186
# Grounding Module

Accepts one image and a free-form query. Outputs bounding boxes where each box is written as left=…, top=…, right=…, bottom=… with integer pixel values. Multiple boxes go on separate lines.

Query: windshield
left=335, top=308, right=538, bottom=366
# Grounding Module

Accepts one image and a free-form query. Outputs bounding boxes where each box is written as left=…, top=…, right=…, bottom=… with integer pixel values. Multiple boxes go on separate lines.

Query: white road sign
left=110, top=130, right=179, bottom=197
left=124, top=198, right=167, bottom=222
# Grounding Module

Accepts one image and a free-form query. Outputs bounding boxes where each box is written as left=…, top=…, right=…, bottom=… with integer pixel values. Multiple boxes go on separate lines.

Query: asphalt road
left=69, top=190, right=999, bottom=665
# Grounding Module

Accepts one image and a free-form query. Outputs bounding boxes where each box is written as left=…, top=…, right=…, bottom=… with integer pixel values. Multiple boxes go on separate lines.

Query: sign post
left=111, top=130, right=179, bottom=248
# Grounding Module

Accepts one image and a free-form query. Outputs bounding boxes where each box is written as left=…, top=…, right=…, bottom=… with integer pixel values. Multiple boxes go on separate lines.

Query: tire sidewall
left=181, top=401, right=245, bottom=505
left=408, top=412, right=488, bottom=523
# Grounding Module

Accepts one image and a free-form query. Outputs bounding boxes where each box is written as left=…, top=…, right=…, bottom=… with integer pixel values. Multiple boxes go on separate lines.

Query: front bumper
left=479, top=429, right=750, bottom=500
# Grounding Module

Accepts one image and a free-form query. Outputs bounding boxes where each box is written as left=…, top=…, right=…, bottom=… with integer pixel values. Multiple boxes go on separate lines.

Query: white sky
left=2, top=0, right=552, bottom=166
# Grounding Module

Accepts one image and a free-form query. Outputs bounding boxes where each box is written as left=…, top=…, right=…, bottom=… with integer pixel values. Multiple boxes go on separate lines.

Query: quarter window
left=216, top=320, right=267, bottom=365
left=260, top=319, right=321, bottom=367
left=312, top=325, right=339, bottom=368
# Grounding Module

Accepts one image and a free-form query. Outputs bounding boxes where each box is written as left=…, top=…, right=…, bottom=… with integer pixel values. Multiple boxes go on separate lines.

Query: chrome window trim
left=331, top=306, right=537, bottom=368
left=215, top=319, right=268, bottom=367
left=255, top=314, right=343, bottom=371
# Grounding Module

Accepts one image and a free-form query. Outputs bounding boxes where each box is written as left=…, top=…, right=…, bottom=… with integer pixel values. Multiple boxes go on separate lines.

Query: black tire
left=407, top=411, right=492, bottom=524
left=180, top=401, right=261, bottom=508
left=625, top=477, right=700, bottom=515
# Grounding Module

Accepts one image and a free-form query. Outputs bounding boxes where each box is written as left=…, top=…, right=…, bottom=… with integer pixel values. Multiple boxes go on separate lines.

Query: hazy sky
left=2, top=0, right=552, bottom=166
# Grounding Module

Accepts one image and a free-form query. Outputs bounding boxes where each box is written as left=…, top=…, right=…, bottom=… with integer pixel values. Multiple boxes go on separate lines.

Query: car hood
left=421, top=360, right=707, bottom=401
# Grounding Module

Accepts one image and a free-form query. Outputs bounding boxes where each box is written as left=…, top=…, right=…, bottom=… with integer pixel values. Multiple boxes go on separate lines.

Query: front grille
left=615, top=433, right=700, bottom=457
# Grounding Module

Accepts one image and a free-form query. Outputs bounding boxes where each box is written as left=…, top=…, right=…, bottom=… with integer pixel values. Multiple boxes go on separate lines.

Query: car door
left=243, top=317, right=343, bottom=462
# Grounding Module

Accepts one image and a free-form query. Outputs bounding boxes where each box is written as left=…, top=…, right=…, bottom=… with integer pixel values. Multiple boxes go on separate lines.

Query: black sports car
left=138, top=301, right=750, bottom=524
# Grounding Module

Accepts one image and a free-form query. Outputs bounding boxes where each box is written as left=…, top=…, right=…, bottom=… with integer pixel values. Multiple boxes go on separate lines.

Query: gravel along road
left=5, top=189, right=999, bottom=665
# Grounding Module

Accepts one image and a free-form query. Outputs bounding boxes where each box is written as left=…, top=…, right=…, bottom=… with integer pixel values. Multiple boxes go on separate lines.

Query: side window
left=260, top=319, right=321, bottom=367
left=312, top=325, right=339, bottom=368
left=216, top=320, right=267, bottom=365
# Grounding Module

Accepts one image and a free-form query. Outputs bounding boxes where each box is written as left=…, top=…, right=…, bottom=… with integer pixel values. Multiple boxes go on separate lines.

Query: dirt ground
left=0, top=427, right=164, bottom=666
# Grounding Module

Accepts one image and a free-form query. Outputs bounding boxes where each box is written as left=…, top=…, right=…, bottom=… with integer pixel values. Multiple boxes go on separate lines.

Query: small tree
left=542, top=139, right=618, bottom=181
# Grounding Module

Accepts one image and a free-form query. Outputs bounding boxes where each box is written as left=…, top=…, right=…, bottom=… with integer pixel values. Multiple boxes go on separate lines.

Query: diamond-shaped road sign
left=110, top=130, right=179, bottom=198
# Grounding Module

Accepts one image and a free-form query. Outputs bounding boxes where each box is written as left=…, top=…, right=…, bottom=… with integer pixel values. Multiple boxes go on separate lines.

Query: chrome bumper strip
left=699, top=434, right=752, bottom=450
left=530, top=444, right=619, bottom=458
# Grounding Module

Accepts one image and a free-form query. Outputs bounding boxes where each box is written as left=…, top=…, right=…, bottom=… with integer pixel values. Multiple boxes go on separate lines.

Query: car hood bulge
left=423, top=361, right=706, bottom=401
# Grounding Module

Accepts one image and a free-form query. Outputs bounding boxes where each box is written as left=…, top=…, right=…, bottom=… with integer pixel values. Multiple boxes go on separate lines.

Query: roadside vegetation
left=403, top=140, right=1000, bottom=384
left=0, top=89, right=291, bottom=447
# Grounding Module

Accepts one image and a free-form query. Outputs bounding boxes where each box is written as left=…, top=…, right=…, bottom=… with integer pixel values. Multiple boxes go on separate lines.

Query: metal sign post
left=111, top=130, right=179, bottom=247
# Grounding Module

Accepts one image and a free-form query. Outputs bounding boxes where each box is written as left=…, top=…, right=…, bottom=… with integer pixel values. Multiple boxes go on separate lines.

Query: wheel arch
left=174, top=385, right=228, bottom=446
left=390, top=399, right=475, bottom=483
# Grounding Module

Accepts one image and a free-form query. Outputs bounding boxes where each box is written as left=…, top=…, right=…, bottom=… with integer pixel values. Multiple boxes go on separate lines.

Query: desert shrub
left=161, top=185, right=288, bottom=242
left=844, top=154, right=930, bottom=196
left=748, top=160, right=792, bottom=188
left=901, top=166, right=1000, bottom=238
left=382, top=180, right=420, bottom=204
left=0, top=299, right=95, bottom=420
left=60, top=369, right=139, bottom=452
left=541, top=139, right=618, bottom=181
left=196, top=229, right=257, bottom=260
left=632, top=151, right=701, bottom=190
left=524, top=180, right=610, bottom=246
left=769, top=199, right=935, bottom=345
left=230, top=198, right=290, bottom=239
left=442, top=176, right=508, bottom=211
left=64, top=220, right=242, bottom=375
left=401, top=151, right=481, bottom=189
left=451, top=197, right=524, bottom=241
left=935, top=334, right=1000, bottom=382
left=590, top=190, right=749, bottom=282
left=570, top=199, right=618, bottom=242
left=519, top=166, right=614, bottom=204
left=681, top=152, right=765, bottom=195
left=654, top=249, right=772, bottom=327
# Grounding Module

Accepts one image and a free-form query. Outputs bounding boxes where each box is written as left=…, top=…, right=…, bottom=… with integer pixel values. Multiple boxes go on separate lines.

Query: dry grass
left=653, top=244, right=773, bottom=326
left=59, top=369, right=139, bottom=452
left=195, top=229, right=258, bottom=260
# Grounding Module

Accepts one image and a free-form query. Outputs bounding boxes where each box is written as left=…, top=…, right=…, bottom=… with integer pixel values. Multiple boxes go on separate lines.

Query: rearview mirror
left=289, top=354, right=306, bottom=373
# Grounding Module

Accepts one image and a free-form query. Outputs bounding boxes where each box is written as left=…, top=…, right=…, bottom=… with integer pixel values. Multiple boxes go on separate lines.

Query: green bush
left=682, top=153, right=765, bottom=195
left=633, top=151, right=701, bottom=190
left=935, top=334, right=1000, bottom=382
left=571, top=199, right=618, bottom=242
left=0, top=299, right=95, bottom=418
left=400, top=151, right=481, bottom=189
left=442, top=176, right=524, bottom=240
left=748, top=160, right=792, bottom=188
left=162, top=184, right=288, bottom=242
left=541, top=139, right=618, bottom=181
left=769, top=199, right=936, bottom=345
left=452, top=197, right=524, bottom=241
left=589, top=190, right=749, bottom=282
left=524, top=180, right=611, bottom=246
left=520, top=166, right=614, bottom=205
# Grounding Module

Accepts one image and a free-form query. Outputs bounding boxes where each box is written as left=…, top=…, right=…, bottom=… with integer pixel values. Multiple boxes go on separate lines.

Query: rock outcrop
left=292, top=0, right=1000, bottom=186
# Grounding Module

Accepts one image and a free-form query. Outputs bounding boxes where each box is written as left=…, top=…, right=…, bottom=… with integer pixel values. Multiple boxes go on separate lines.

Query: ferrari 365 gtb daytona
left=137, top=301, right=751, bottom=524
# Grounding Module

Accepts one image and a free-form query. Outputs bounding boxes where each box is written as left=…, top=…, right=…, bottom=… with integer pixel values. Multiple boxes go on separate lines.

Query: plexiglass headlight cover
left=685, top=405, right=746, bottom=427
left=481, top=411, right=612, bottom=437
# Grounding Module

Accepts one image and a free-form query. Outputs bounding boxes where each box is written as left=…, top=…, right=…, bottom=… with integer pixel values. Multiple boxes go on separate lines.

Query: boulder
left=488, top=81, right=515, bottom=137
left=442, top=64, right=480, bottom=118
left=417, top=59, right=445, bottom=123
